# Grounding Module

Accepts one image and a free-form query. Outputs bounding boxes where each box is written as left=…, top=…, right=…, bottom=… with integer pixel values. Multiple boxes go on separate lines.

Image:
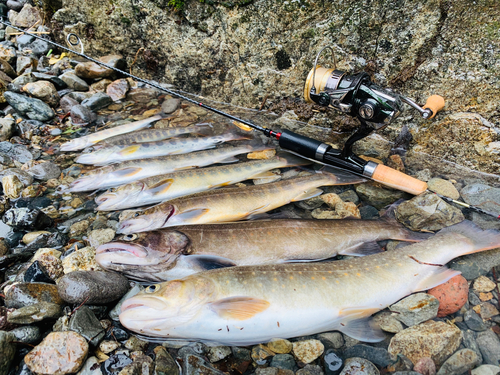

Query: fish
left=119, top=220, right=500, bottom=345
left=95, top=153, right=308, bottom=211
left=68, top=145, right=266, bottom=192
left=59, top=115, right=162, bottom=151
left=75, top=130, right=248, bottom=166
left=94, top=123, right=213, bottom=147
left=117, top=170, right=366, bottom=234
left=96, top=219, right=432, bottom=282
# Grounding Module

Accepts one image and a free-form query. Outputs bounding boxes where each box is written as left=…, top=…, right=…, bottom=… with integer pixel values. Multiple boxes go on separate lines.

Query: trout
left=75, top=130, right=247, bottom=165
left=95, top=154, right=308, bottom=211
left=68, top=145, right=261, bottom=192
left=119, top=221, right=500, bottom=345
left=97, top=219, right=431, bottom=281
left=117, top=171, right=366, bottom=234
left=59, top=115, right=162, bottom=151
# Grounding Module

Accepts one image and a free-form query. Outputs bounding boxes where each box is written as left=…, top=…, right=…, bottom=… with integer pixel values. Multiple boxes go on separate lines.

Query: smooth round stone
left=472, top=365, right=500, bottom=375
left=70, top=104, right=96, bottom=126
left=22, top=231, right=51, bottom=245
left=7, top=302, right=62, bottom=324
left=28, top=161, right=61, bottom=181
left=4, top=282, right=63, bottom=308
left=339, top=357, right=379, bottom=375
left=22, top=81, right=60, bottom=106
left=74, top=55, right=125, bottom=79
left=161, top=98, right=180, bottom=114
left=9, top=325, right=41, bottom=344
left=57, top=271, right=130, bottom=305
left=25, top=331, right=88, bottom=375
left=475, top=330, right=500, bottom=365
left=268, top=338, right=293, bottom=354
left=3, top=91, right=54, bottom=121
left=81, top=92, right=112, bottom=111
left=292, top=339, right=324, bottom=364
left=427, top=178, right=460, bottom=200
left=60, top=71, right=89, bottom=91
left=323, top=349, right=343, bottom=375
left=436, top=349, right=480, bottom=375
left=428, top=275, right=469, bottom=317
left=317, top=332, right=345, bottom=349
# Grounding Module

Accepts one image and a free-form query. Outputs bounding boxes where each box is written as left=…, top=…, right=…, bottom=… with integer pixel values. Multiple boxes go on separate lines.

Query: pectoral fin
left=338, top=316, right=385, bottom=342
left=170, top=208, right=209, bottom=225
left=340, top=241, right=384, bottom=256
left=251, top=171, right=278, bottom=179
left=218, top=156, right=239, bottom=164
left=112, top=167, right=143, bottom=178
left=291, top=188, right=323, bottom=202
left=246, top=204, right=271, bottom=220
left=118, top=145, right=140, bottom=156
left=210, top=297, right=270, bottom=321
left=148, top=179, right=174, bottom=196
left=413, top=266, right=461, bottom=292
left=186, top=255, right=237, bottom=271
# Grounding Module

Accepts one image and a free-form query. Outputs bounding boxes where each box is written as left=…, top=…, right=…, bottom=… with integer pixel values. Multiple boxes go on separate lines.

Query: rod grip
left=371, top=164, right=428, bottom=195
left=423, top=95, right=445, bottom=119
left=278, top=129, right=325, bottom=159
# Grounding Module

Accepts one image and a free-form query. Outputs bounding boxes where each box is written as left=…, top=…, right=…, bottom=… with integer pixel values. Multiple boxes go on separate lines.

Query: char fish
left=117, top=171, right=366, bottom=234
left=75, top=130, right=248, bottom=165
left=97, top=219, right=431, bottom=281
left=119, top=221, right=500, bottom=345
left=95, top=154, right=308, bottom=211
left=68, top=145, right=261, bottom=192
left=59, top=115, right=162, bottom=151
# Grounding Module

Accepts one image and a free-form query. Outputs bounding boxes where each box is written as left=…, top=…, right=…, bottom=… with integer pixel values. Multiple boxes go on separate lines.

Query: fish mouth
left=121, top=295, right=169, bottom=313
left=95, top=192, right=123, bottom=211
left=117, top=217, right=157, bottom=234
left=68, top=177, right=99, bottom=192
left=96, top=242, right=148, bottom=258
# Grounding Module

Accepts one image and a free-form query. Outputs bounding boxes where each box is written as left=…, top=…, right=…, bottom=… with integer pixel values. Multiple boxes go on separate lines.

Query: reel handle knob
left=371, top=164, right=428, bottom=195
left=423, top=95, right=445, bottom=119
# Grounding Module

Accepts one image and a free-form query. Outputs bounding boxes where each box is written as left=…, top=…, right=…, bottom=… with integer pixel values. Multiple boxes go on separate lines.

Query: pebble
left=106, top=78, right=129, bottom=101
left=449, top=248, right=500, bottom=280
left=268, top=338, right=293, bottom=354
left=3, top=91, right=55, bottom=121
left=0, top=331, right=16, bottom=375
left=387, top=320, right=462, bottom=366
left=389, top=293, right=439, bottom=326
left=207, top=346, right=232, bottom=363
left=343, top=344, right=392, bottom=367
left=355, top=182, right=408, bottom=210
left=60, top=95, right=79, bottom=113
left=101, top=353, right=133, bottom=374
left=9, top=325, right=41, bottom=344
left=373, top=311, right=404, bottom=333
left=76, top=356, right=103, bottom=375
left=476, top=329, right=500, bottom=365
left=70, top=104, right=96, bottom=125
left=270, top=354, right=296, bottom=371
left=161, top=98, right=181, bottom=113
left=89, top=78, right=112, bottom=93
left=464, top=309, right=488, bottom=331
left=81, top=92, right=112, bottom=111
left=292, top=339, right=324, bottom=364
left=87, top=228, right=116, bottom=248
left=69, top=220, right=90, bottom=237
left=323, top=349, right=343, bottom=375
left=32, top=72, right=67, bottom=89
left=7, top=302, right=62, bottom=324
left=12, top=4, right=41, bottom=27
left=2, top=174, right=23, bottom=198
left=252, top=344, right=275, bottom=365
left=461, top=183, right=500, bottom=216
left=0, top=142, right=33, bottom=163
left=22, top=231, right=51, bottom=245
left=25, top=331, right=88, bottom=375
left=126, top=87, right=158, bottom=103
left=28, top=161, right=61, bottom=181
left=22, top=81, right=60, bottom=106
left=475, top=302, right=499, bottom=320
left=471, top=365, right=500, bottom=375
left=427, top=275, right=469, bottom=317
left=4, top=282, right=63, bottom=308
left=413, top=357, right=436, bottom=375
left=317, top=332, right=345, bottom=350
left=473, top=276, right=497, bottom=293
left=62, top=246, right=103, bottom=273
left=182, top=353, right=225, bottom=375
left=296, top=364, right=324, bottom=375
left=57, top=270, right=130, bottom=305
left=436, top=349, right=480, bottom=375
left=395, top=193, right=464, bottom=231
left=60, top=71, right=89, bottom=91
left=154, top=346, right=179, bottom=375
left=99, top=340, right=120, bottom=354
left=24, top=260, right=54, bottom=283
left=3, top=207, right=53, bottom=230
left=75, top=55, right=125, bottom=79
left=119, top=354, right=153, bottom=375
left=339, top=357, right=379, bottom=375
left=69, top=306, right=105, bottom=347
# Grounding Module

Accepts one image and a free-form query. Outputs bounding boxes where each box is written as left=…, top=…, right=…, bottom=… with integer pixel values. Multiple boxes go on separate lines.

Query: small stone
left=338, top=190, right=360, bottom=205
left=89, top=78, right=112, bottom=93
left=323, top=349, right=343, bottom=374
left=4, top=282, right=63, bottom=308
left=413, top=357, right=436, bottom=375
left=182, top=353, right=225, bottom=375
left=317, top=331, right=344, bottom=349
left=71, top=198, right=83, bottom=208
left=479, top=292, right=493, bottom=302
left=0, top=143, right=33, bottom=164
left=16, top=55, right=34, bottom=75
left=344, top=344, right=392, bottom=367
left=427, top=275, right=469, bottom=317
left=475, top=302, right=499, bottom=320
left=270, top=354, right=296, bottom=371
left=76, top=356, right=102, bottom=375
left=464, top=309, right=488, bottom=331
left=2, top=174, right=23, bottom=198
left=471, top=364, right=500, bottom=375
left=161, top=98, right=180, bottom=114
left=389, top=293, right=440, bottom=326
left=57, top=270, right=130, bottom=305
left=154, top=346, right=179, bottom=375
left=28, top=161, right=61, bottom=181
left=81, top=92, right=112, bottom=111
left=449, top=248, right=500, bottom=280
left=7, top=301, right=62, bottom=324
left=60, top=71, right=89, bottom=91
left=0, top=331, right=16, bottom=375
left=268, top=338, right=293, bottom=354
left=62, top=246, right=103, bottom=274
left=355, top=182, right=409, bottom=210
left=9, top=325, right=41, bottom=344
left=387, top=154, right=405, bottom=172
left=3, top=91, right=55, bottom=121
left=69, top=220, right=89, bottom=236
left=69, top=305, right=105, bottom=347
left=75, top=55, right=125, bottom=79
left=87, top=228, right=115, bottom=248
left=60, top=95, right=79, bottom=113
left=32, top=72, right=67, bottom=89
left=12, top=4, right=41, bottom=27
left=373, top=311, right=404, bottom=333
left=476, top=329, right=500, bottom=365
left=34, top=253, right=64, bottom=280
left=99, top=340, right=120, bottom=354
left=436, top=349, right=480, bottom=375
left=24, top=260, right=54, bottom=283
left=106, top=78, right=129, bottom=101
left=22, top=81, right=60, bottom=106
left=292, top=339, right=324, bottom=364
left=207, top=346, right=232, bottom=363
left=25, top=331, right=88, bottom=375
left=296, top=364, right=324, bottom=375
left=256, top=368, right=279, bottom=375
left=473, top=276, right=496, bottom=293
left=101, top=353, right=132, bottom=374
left=427, top=178, right=460, bottom=200
left=339, top=357, right=379, bottom=375
left=461, top=184, right=500, bottom=217
left=252, top=344, right=275, bottom=365
left=70, top=104, right=97, bottom=126
left=247, top=149, right=276, bottom=160
left=126, top=87, right=158, bottom=103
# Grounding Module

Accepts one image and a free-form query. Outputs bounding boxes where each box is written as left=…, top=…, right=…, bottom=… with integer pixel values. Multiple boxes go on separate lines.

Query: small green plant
left=168, top=0, right=185, bottom=9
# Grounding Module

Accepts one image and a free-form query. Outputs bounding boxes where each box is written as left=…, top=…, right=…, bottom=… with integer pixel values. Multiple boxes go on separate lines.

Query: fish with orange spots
left=97, top=218, right=430, bottom=281
left=119, top=221, right=500, bottom=345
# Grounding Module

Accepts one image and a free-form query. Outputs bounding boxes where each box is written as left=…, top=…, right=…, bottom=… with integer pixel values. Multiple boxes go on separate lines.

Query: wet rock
left=373, top=311, right=404, bottom=333
left=70, top=104, right=96, bottom=125
left=323, top=349, right=343, bottom=375
left=69, top=305, right=105, bottom=347
left=427, top=275, right=469, bottom=317
left=359, top=205, right=379, bottom=219
left=461, top=184, right=500, bottom=217
left=109, top=284, right=144, bottom=321
left=76, top=356, right=102, bottom=375
left=153, top=345, right=179, bottom=375
left=3, top=207, right=53, bottom=230
left=292, top=339, right=324, bottom=364
left=57, top=270, right=130, bottom=305
left=67, top=91, right=93, bottom=102
left=475, top=302, right=499, bottom=320
left=270, top=354, right=296, bottom=371
left=255, top=368, right=280, bottom=375
left=471, top=365, right=500, bottom=375
left=75, top=55, right=125, bottom=79
left=252, top=344, right=275, bottom=365
left=16, top=55, right=34, bottom=75
left=59, top=95, right=79, bottom=113
left=99, top=340, right=120, bottom=354
left=7, top=0, right=25, bottom=11
left=464, top=309, right=488, bottom=331
left=476, top=329, right=500, bottom=365
left=0, top=58, right=16, bottom=78
left=182, top=353, right=225, bottom=375
left=0, top=42, right=16, bottom=65
left=427, top=178, right=460, bottom=200
left=389, top=293, right=439, bottom=326
left=0, top=118, right=15, bottom=141
left=119, top=354, right=153, bottom=375
left=296, top=364, right=324, bottom=375
left=265, top=339, right=292, bottom=355
left=123, top=335, right=148, bottom=352
left=24, top=260, right=54, bottom=283
left=3, top=91, right=55, bottom=121
left=25, top=331, right=88, bottom=375
left=436, top=349, right=480, bottom=375
left=0, top=331, right=16, bottom=375
left=32, top=72, right=66, bottom=89
left=317, top=332, right=344, bottom=350
left=344, top=344, right=392, bottom=367
left=4, top=282, right=63, bottom=308
left=61, top=246, right=103, bottom=273
left=207, top=346, right=232, bottom=363
left=473, top=276, right=496, bottom=293
left=355, top=182, right=408, bottom=210
left=9, top=325, right=41, bottom=344
left=28, top=162, right=61, bottom=181
left=60, top=71, right=89, bottom=91
left=339, top=357, right=379, bottom=375
left=126, top=87, right=158, bottom=103
left=161, top=98, right=180, bottom=114
left=0, top=168, right=34, bottom=186
left=387, top=320, right=462, bottom=366
left=449, top=248, right=500, bottom=280
left=0, top=142, right=33, bottom=163
left=69, top=220, right=89, bottom=236
left=81, top=92, right=112, bottom=111
left=87, top=228, right=116, bottom=248
left=395, top=193, right=464, bottom=231
left=413, top=357, right=436, bottom=375
left=102, top=352, right=133, bottom=374
left=106, top=78, right=129, bottom=101
left=2, top=174, right=23, bottom=198
left=7, top=301, right=62, bottom=324
left=22, top=81, right=60, bottom=106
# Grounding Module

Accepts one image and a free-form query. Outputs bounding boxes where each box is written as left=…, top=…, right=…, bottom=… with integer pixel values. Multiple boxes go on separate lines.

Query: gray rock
left=69, top=305, right=105, bottom=347
left=450, top=248, right=500, bottom=280
left=296, top=365, right=324, bottom=375
left=270, top=354, right=296, bottom=371
left=0, top=118, right=15, bottom=141
left=232, top=346, right=251, bottom=361
left=373, top=311, right=404, bottom=333
left=338, top=190, right=360, bottom=205
left=343, top=344, right=393, bottom=368
left=16, top=54, right=33, bottom=75
left=81, top=92, right=112, bottom=111
left=3, top=91, right=55, bottom=121
left=391, top=373, right=421, bottom=375
left=32, top=72, right=67, bottom=89
left=462, top=329, right=483, bottom=363
left=11, top=73, right=36, bottom=86
left=355, top=182, right=409, bottom=210
left=28, top=162, right=61, bottom=181
left=161, top=98, right=180, bottom=114
left=60, top=95, right=79, bottom=113
left=154, top=346, right=179, bottom=375
left=339, top=357, right=379, bottom=375
left=464, top=309, right=488, bottom=331
left=57, top=270, right=130, bottom=305
left=0, top=331, right=16, bottom=375
left=7, top=302, right=62, bottom=324
left=389, top=293, right=440, bottom=326
left=436, top=349, right=480, bottom=375
left=60, top=71, right=89, bottom=91
left=0, top=142, right=33, bottom=163
left=0, top=41, right=16, bottom=65
left=359, top=205, right=379, bottom=220
left=29, top=39, right=51, bottom=56
left=7, top=0, right=25, bottom=11
left=182, top=353, right=225, bottom=375
left=109, top=283, right=143, bottom=321
left=317, top=332, right=344, bottom=350
left=70, top=104, right=96, bottom=125
left=4, top=282, right=63, bottom=308
left=67, top=91, right=93, bottom=102
left=9, top=325, right=41, bottom=344
left=3, top=207, right=53, bottom=230
left=476, top=329, right=500, bottom=365
left=461, top=184, right=500, bottom=216
left=256, top=368, right=279, bottom=375
left=471, top=365, right=500, bottom=375
left=16, top=34, right=35, bottom=50
left=77, top=356, right=103, bottom=375
left=206, top=346, right=232, bottom=363
left=469, top=291, right=482, bottom=306
left=0, top=168, right=34, bottom=186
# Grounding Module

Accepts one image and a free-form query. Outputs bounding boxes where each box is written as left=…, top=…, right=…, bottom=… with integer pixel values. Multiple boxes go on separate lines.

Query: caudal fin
left=438, top=220, right=500, bottom=255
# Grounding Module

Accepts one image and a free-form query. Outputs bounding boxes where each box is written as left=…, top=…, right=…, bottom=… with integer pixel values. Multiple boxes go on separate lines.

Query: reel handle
left=371, top=164, right=428, bottom=195
left=422, top=95, right=445, bottom=119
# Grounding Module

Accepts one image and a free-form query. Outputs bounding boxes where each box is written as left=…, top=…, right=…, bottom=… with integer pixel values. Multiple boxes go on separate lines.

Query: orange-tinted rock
left=427, top=275, right=469, bottom=317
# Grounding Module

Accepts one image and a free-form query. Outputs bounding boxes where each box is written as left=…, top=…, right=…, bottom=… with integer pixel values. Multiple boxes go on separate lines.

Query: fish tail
left=438, top=220, right=500, bottom=255
left=318, top=166, right=367, bottom=186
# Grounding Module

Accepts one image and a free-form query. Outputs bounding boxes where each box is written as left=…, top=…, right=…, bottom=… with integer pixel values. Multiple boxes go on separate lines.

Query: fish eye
left=145, top=285, right=158, bottom=293
left=123, top=234, right=138, bottom=241
left=134, top=212, right=140, bottom=217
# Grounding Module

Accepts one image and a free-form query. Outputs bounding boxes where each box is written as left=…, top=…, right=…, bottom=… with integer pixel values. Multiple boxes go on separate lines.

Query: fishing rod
left=1, top=18, right=498, bottom=219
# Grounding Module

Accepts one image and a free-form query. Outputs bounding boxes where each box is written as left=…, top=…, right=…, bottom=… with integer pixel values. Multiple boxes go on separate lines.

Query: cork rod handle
left=423, top=95, right=445, bottom=119
left=371, top=164, right=428, bottom=195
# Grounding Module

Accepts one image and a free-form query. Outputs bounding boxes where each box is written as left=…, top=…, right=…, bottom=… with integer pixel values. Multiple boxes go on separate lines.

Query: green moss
left=120, top=16, right=131, bottom=24
left=168, top=0, right=185, bottom=9
left=302, top=28, right=315, bottom=39
left=485, top=21, right=500, bottom=38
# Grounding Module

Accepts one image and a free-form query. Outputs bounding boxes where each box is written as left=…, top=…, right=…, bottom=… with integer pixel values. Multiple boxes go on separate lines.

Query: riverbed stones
left=390, top=293, right=439, bottom=326
left=62, top=246, right=102, bottom=273
left=7, top=301, right=62, bottom=324
left=28, top=161, right=61, bottom=181
left=207, top=346, right=232, bottom=363
left=355, top=182, right=408, bottom=210
left=473, top=276, right=496, bottom=293
left=81, top=92, right=112, bottom=111
left=4, top=282, right=63, bottom=308
left=387, top=320, right=462, bottom=366
left=0, top=331, right=16, bottom=375
left=2, top=174, right=23, bottom=198
left=436, top=349, right=480, bottom=375
left=3, top=91, right=55, bottom=121
left=268, top=338, right=293, bottom=354
left=22, top=81, right=60, bottom=106
left=339, top=357, right=379, bottom=375
left=373, top=311, right=404, bottom=333
left=69, top=305, right=105, bottom=347
left=57, top=270, right=130, bottom=304
left=427, top=178, right=460, bottom=200
left=70, top=104, right=97, bottom=125
left=75, top=55, right=125, bottom=79
left=292, top=339, right=324, bottom=364
left=9, top=325, right=41, bottom=344
left=106, top=78, right=129, bottom=101
left=476, top=329, right=500, bottom=365
left=427, top=275, right=469, bottom=317
left=464, top=309, right=488, bottom=331
left=461, top=183, right=500, bottom=216
left=25, top=331, right=88, bottom=375
left=449, top=248, right=500, bottom=280
left=252, top=344, right=275, bottom=365
left=161, top=98, right=181, bottom=114
left=3, top=207, right=53, bottom=229
left=344, top=344, right=393, bottom=368
left=60, top=71, right=89, bottom=91
left=471, top=365, right=500, bottom=375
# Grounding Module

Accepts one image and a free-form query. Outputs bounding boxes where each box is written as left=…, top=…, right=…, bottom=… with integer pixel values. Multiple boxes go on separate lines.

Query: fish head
left=117, top=204, right=175, bottom=234
left=119, top=276, right=216, bottom=334
left=68, top=175, right=100, bottom=192
left=59, top=138, right=91, bottom=152
left=95, top=182, right=145, bottom=210
left=96, top=230, right=190, bottom=273
left=75, top=148, right=114, bottom=165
